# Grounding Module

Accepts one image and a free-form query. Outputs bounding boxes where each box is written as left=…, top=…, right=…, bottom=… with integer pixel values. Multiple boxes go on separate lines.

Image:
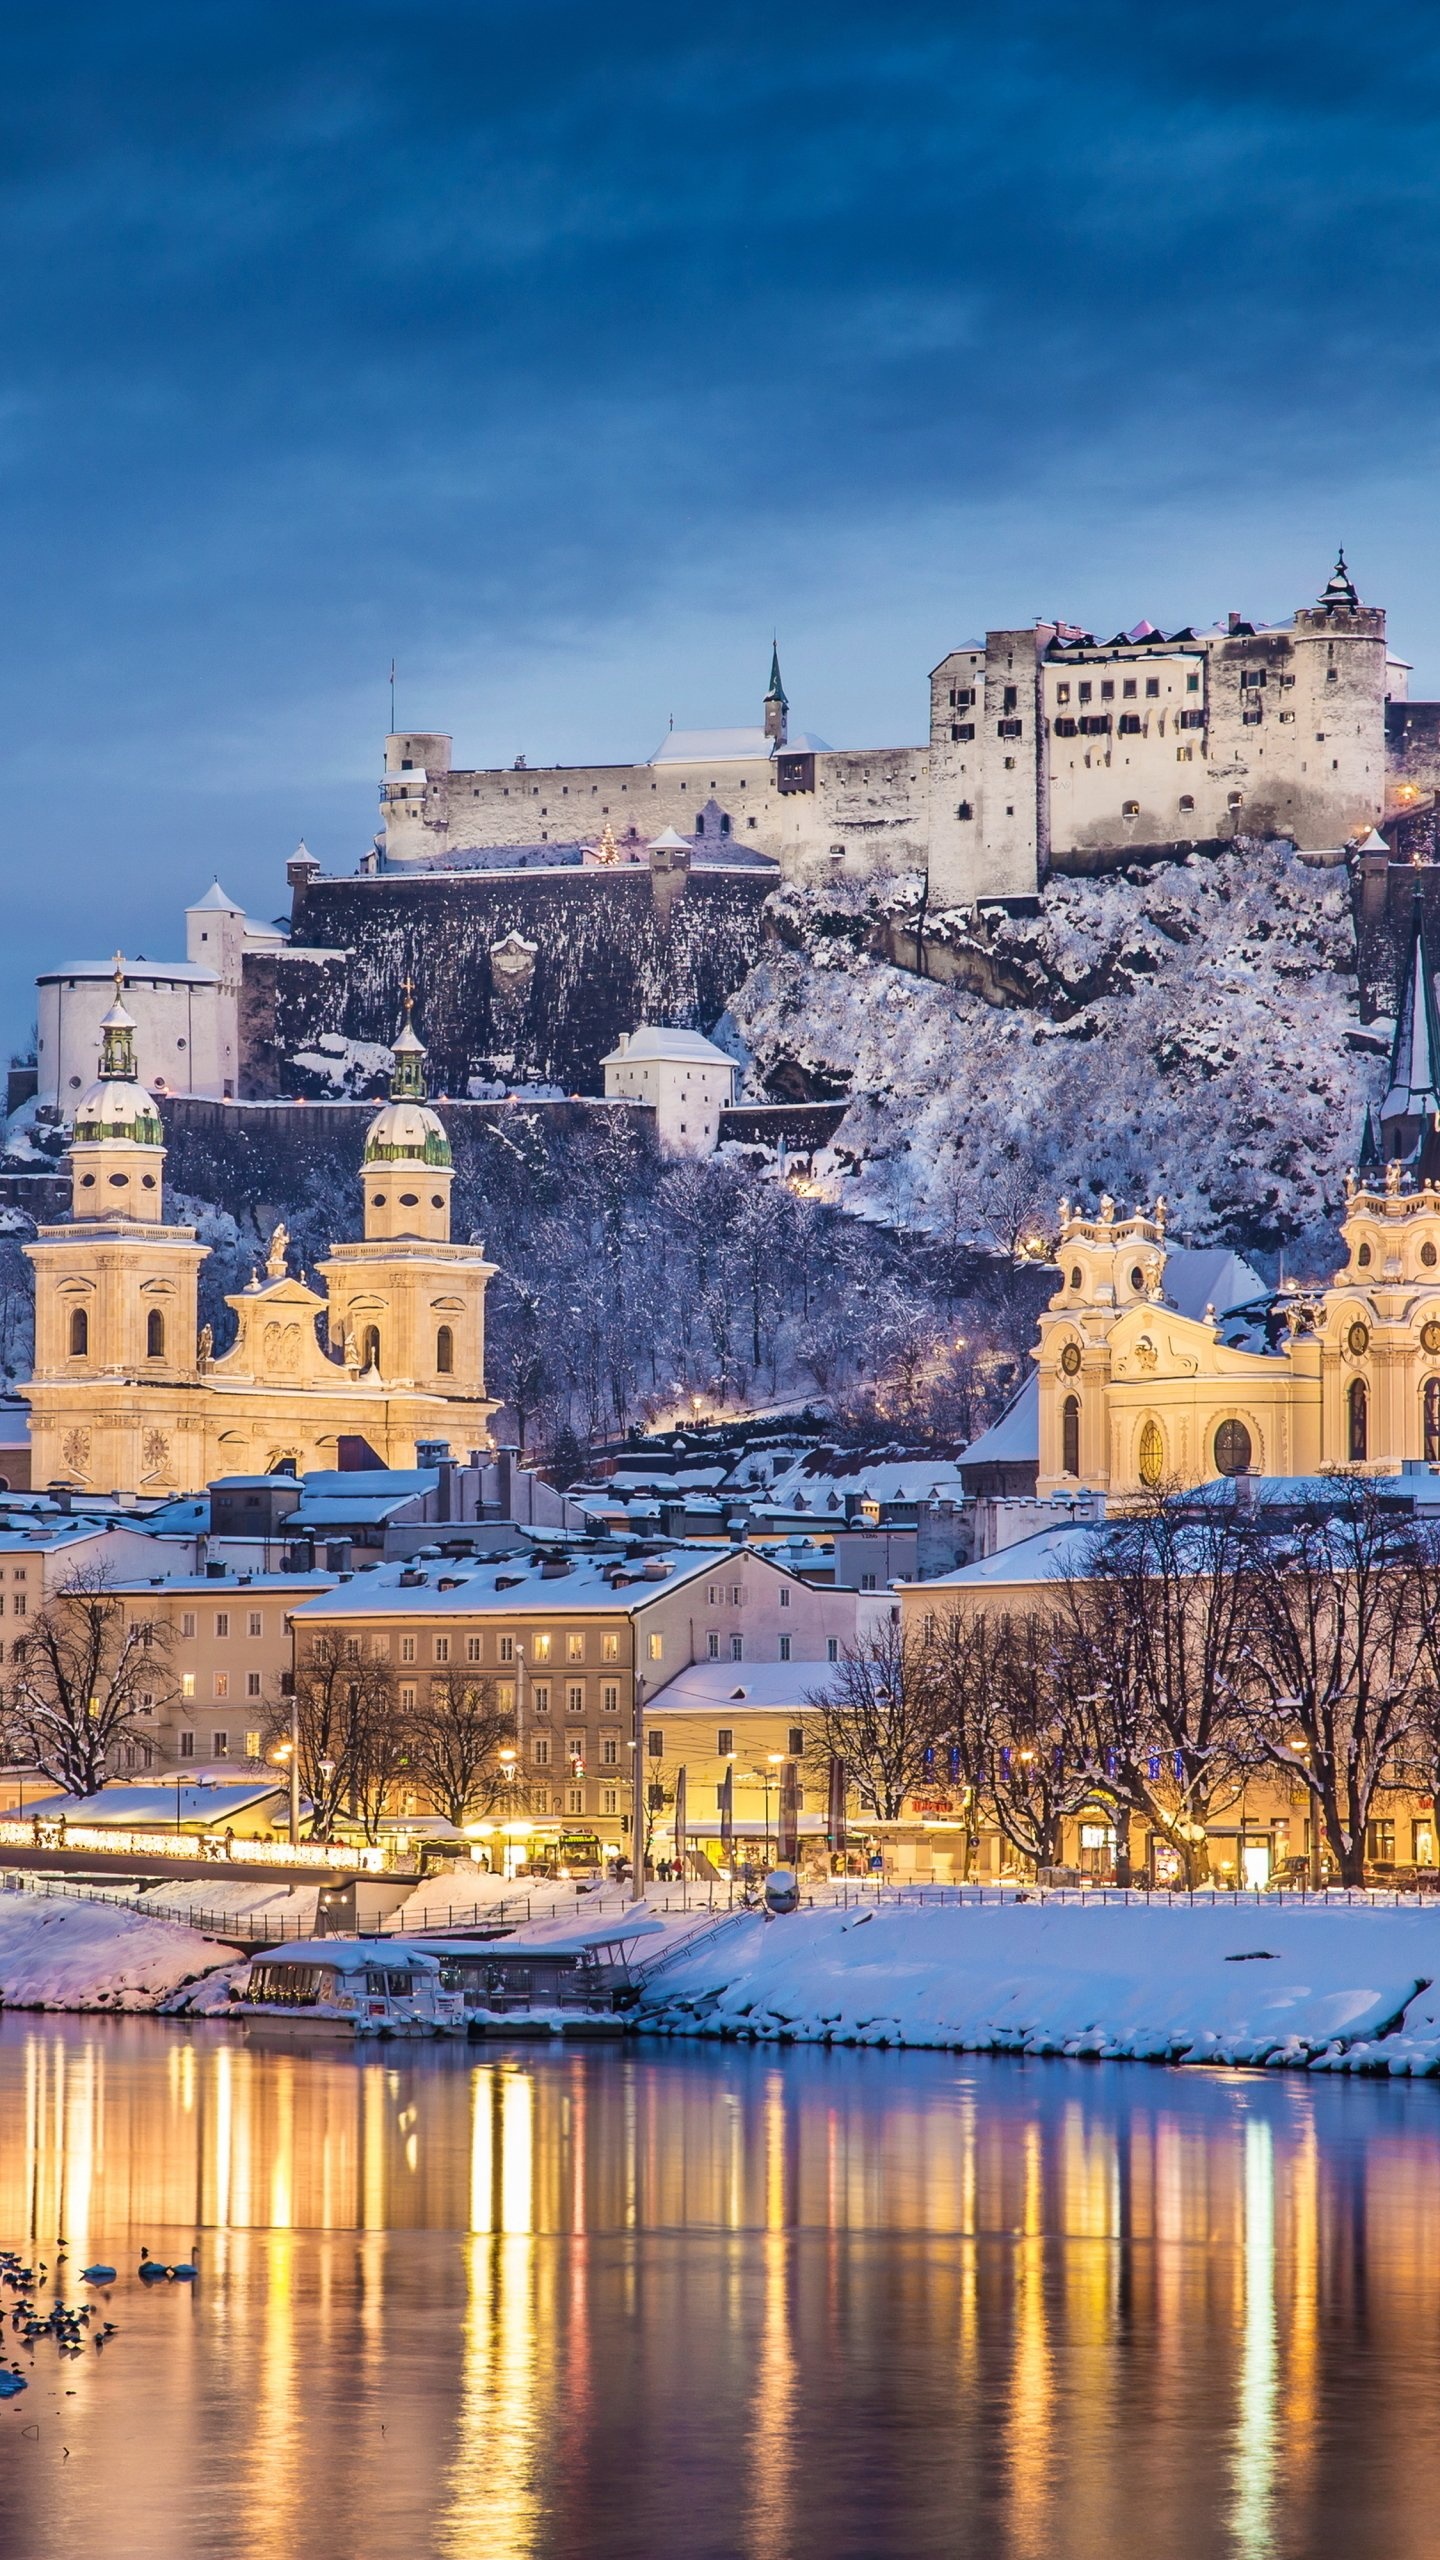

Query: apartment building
left=106, top=1563, right=336, bottom=1774
left=291, top=1543, right=854, bottom=1837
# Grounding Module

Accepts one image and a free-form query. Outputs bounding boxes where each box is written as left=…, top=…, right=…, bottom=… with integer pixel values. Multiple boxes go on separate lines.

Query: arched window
left=362, top=1326, right=381, bottom=1373
left=1424, top=1377, right=1440, bottom=1463
left=1214, top=1418, right=1252, bottom=1476
left=1061, top=1394, right=1080, bottom=1479
left=1357, top=1242, right=1372, bottom=1267
left=1348, top=1377, right=1368, bottom=1463
left=146, top=1308, right=165, bottom=1360
left=435, top=1324, right=454, bottom=1376
left=69, top=1307, right=88, bottom=1358
left=1138, top=1419, right=1165, bottom=1486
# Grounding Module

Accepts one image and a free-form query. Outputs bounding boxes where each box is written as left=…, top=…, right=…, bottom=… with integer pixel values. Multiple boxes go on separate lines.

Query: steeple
left=389, top=978, right=428, bottom=1102
left=764, top=640, right=788, bottom=747
left=1319, top=549, right=1360, bottom=610
left=1379, top=890, right=1440, bottom=1162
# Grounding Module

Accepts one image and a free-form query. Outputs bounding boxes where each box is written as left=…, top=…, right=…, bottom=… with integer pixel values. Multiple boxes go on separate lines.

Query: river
left=0, top=2016, right=1433, bottom=2558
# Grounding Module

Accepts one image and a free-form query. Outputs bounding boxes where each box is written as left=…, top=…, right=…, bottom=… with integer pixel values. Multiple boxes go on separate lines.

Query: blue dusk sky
left=1, top=0, right=1437, bottom=1032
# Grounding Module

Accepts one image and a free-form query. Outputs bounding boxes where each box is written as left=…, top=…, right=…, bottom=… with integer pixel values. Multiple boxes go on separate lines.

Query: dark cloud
left=0, top=1, right=1436, bottom=1011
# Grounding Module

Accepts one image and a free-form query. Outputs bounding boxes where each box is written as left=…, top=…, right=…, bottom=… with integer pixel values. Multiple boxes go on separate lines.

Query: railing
left=0, top=1817, right=389, bottom=1873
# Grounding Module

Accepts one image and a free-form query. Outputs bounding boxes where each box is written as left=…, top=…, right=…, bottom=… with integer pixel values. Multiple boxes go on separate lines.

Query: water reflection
left=1, top=2021, right=1439, bottom=2558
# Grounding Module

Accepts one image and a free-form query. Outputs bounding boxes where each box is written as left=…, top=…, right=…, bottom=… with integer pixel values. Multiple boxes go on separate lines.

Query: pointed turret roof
left=189, top=879, right=242, bottom=913
left=765, top=641, right=787, bottom=708
left=1357, top=1103, right=1381, bottom=1170
left=1319, top=550, right=1359, bottom=609
left=362, top=981, right=451, bottom=1168
left=1379, top=892, right=1440, bottom=1156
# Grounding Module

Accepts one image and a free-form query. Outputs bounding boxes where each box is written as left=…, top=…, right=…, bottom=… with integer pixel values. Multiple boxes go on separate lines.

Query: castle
left=377, top=557, right=1419, bottom=907
left=31, top=556, right=1440, bottom=1114
left=1032, top=890, right=1440, bottom=1499
left=24, top=971, right=497, bottom=1493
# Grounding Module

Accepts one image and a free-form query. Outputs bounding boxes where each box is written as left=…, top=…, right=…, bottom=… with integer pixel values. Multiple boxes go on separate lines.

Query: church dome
left=362, top=1096, right=452, bottom=1167
left=73, top=1075, right=164, bottom=1146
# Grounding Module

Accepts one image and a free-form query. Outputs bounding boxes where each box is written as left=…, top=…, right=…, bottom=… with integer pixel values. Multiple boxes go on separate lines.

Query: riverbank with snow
left=0, top=1895, right=241, bottom=2013
left=637, top=1899, right=1440, bottom=2075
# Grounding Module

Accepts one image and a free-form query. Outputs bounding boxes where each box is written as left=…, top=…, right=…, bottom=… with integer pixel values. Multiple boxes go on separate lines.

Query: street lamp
left=765, top=1752, right=783, bottom=1866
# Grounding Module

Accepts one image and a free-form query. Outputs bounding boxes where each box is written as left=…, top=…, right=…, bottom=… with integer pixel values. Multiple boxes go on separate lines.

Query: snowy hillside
left=728, top=848, right=1384, bottom=1256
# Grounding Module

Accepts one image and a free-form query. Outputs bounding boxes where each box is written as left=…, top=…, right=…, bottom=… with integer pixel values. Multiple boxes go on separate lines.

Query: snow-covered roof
left=22, top=1781, right=287, bottom=1828
left=648, top=726, right=831, bottom=765
left=647, top=1661, right=844, bottom=1715
left=39, top=960, right=220, bottom=987
left=926, top=1520, right=1103, bottom=1589
left=602, top=1027, right=736, bottom=1069
left=1163, top=1248, right=1267, bottom=1321
left=959, top=1371, right=1039, bottom=1470
left=187, top=881, right=242, bottom=913
left=292, top=1543, right=764, bottom=1621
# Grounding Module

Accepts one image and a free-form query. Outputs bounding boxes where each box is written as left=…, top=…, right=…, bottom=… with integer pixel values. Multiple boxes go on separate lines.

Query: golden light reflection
left=1, top=2027, right=1440, bottom=2560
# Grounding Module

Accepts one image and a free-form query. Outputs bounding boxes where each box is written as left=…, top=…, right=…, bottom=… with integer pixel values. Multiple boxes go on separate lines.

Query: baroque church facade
left=1036, top=893, right=1440, bottom=1499
left=24, top=973, right=497, bottom=1495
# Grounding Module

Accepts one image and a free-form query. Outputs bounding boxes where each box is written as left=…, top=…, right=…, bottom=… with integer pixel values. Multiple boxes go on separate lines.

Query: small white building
left=35, top=882, right=286, bottom=1117
left=601, top=1026, right=738, bottom=1157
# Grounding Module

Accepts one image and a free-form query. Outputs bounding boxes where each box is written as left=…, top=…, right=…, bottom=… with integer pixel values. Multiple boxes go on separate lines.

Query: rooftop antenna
left=389, top=658, right=396, bottom=732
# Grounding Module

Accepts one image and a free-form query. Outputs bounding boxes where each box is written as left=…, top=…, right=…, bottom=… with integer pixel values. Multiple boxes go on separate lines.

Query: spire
left=1379, top=890, right=1440, bottom=1160
left=1357, top=1102, right=1381, bottom=1171
left=764, top=639, right=788, bottom=746
left=98, top=954, right=138, bottom=1082
left=1319, top=549, right=1359, bottom=609
left=390, top=979, right=427, bottom=1100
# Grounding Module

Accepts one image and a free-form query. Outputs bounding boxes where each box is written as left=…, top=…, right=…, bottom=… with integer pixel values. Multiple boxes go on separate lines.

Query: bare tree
left=1237, top=1478, right=1429, bottom=1888
left=271, top=1633, right=406, bottom=1843
left=803, top=1623, right=949, bottom=1824
left=406, top=1671, right=519, bottom=1829
left=1057, top=1492, right=1254, bottom=1886
left=5, top=1568, right=174, bottom=1796
left=982, top=1608, right=1107, bottom=1874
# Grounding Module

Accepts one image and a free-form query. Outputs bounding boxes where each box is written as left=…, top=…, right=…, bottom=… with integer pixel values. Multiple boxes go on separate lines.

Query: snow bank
left=639, top=1900, right=1440, bottom=2074
left=0, top=1896, right=240, bottom=2013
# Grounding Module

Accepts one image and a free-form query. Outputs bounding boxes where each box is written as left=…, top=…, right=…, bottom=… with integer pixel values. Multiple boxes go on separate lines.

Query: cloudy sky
left=2, top=0, right=1437, bottom=1028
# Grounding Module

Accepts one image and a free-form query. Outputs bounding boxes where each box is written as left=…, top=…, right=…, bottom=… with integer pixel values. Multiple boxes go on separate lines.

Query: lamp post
left=765, top=1752, right=782, bottom=1867
left=630, top=1673, right=647, bottom=1904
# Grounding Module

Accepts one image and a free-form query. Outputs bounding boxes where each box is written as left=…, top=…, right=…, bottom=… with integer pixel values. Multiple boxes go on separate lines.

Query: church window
left=146, top=1309, right=165, bottom=1360
left=1348, top=1378, right=1368, bottom=1463
left=431, top=1194, right=444, bottom=1208
left=69, top=1308, right=88, bottom=1357
left=436, top=1325, right=454, bottom=1374
left=362, top=1327, right=381, bottom=1371
left=1357, top=1243, right=1372, bottom=1267
left=79, top=1174, right=95, bottom=1188
left=1214, top=1418, right=1252, bottom=1476
left=1425, top=1379, right=1440, bottom=1463
left=1138, top=1420, right=1165, bottom=1486
left=1062, top=1395, right=1080, bottom=1478
left=399, top=1192, right=419, bottom=1207
left=1129, top=1266, right=1144, bottom=1290
left=1423, top=1242, right=1437, bottom=1269
left=371, top=1192, right=386, bottom=1207
left=108, top=1173, right=127, bottom=1187
left=1069, top=1268, right=1082, bottom=1292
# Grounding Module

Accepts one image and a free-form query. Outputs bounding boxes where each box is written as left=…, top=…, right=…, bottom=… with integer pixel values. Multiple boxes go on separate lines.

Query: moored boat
left=236, top=1939, right=464, bottom=2038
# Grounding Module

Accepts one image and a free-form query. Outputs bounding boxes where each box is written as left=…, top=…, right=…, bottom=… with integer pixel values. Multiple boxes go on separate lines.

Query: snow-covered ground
left=638, top=1897, right=1440, bottom=2075
left=0, top=1895, right=241, bottom=2013
left=730, top=849, right=1379, bottom=1252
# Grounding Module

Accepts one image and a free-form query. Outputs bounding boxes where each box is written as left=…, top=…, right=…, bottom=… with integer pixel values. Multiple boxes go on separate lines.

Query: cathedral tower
left=319, top=994, right=497, bottom=1434
left=25, top=961, right=206, bottom=1489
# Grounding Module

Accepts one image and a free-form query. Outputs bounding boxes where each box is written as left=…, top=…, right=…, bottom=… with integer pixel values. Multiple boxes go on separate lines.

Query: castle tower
left=318, top=992, right=497, bottom=1439
left=764, top=642, right=788, bottom=748
left=24, top=959, right=206, bottom=1489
